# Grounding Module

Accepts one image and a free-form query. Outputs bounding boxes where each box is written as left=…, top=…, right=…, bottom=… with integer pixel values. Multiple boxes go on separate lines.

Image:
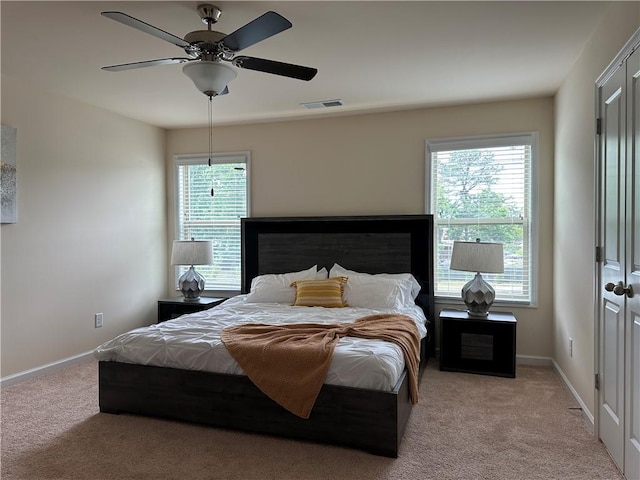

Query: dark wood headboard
left=241, top=215, right=435, bottom=335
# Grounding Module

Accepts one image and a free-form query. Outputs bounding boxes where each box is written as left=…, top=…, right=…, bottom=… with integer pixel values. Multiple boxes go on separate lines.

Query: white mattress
left=94, top=294, right=428, bottom=391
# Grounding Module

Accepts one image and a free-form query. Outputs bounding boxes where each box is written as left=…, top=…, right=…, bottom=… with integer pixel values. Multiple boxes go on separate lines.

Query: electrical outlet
left=95, top=313, right=103, bottom=328
left=569, top=337, right=573, bottom=357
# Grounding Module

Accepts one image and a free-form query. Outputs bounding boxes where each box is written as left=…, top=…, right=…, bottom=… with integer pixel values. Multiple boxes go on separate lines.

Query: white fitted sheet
left=94, top=294, right=428, bottom=391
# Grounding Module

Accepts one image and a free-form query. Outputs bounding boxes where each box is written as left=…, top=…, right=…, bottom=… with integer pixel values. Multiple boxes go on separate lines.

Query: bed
left=97, top=215, right=435, bottom=457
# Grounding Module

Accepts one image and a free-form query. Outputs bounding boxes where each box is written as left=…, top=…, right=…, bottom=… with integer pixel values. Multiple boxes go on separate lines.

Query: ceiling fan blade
left=221, top=11, right=292, bottom=52
left=232, top=56, right=317, bottom=81
left=219, top=86, right=229, bottom=96
left=101, top=11, right=190, bottom=49
left=102, top=58, right=191, bottom=72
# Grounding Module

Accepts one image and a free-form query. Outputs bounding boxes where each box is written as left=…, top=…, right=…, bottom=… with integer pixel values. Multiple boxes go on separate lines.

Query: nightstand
left=157, top=297, right=226, bottom=323
left=439, top=309, right=516, bottom=378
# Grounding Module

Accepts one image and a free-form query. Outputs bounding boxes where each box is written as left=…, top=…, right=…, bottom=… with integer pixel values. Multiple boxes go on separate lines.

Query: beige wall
left=167, top=97, right=555, bottom=358
left=0, top=75, right=167, bottom=377
left=554, top=3, right=639, bottom=416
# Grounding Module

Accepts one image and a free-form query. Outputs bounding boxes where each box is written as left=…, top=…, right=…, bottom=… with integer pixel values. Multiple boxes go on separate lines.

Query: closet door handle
left=605, top=281, right=634, bottom=298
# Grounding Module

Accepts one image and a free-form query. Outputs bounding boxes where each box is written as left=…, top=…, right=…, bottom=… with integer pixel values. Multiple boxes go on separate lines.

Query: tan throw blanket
left=220, top=314, right=420, bottom=419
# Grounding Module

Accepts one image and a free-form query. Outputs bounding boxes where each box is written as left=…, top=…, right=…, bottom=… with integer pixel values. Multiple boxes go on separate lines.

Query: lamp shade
left=171, top=240, right=213, bottom=266
left=450, top=241, right=504, bottom=274
left=182, top=61, right=237, bottom=96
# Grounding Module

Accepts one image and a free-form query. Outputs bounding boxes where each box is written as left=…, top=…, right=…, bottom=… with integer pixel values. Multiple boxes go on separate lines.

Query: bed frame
left=98, top=215, right=434, bottom=457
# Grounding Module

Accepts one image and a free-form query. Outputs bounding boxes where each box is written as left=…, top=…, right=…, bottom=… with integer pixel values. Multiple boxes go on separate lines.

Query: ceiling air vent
left=301, top=99, right=344, bottom=109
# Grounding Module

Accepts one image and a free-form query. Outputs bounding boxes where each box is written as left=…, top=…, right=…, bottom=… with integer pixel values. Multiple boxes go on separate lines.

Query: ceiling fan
left=101, top=4, right=318, bottom=97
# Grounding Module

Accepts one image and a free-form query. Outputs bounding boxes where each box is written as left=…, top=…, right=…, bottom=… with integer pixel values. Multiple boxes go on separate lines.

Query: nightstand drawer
left=460, top=332, right=494, bottom=361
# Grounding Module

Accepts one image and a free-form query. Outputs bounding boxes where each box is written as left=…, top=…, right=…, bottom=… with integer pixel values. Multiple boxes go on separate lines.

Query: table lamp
left=450, top=239, right=504, bottom=317
left=171, top=239, right=214, bottom=300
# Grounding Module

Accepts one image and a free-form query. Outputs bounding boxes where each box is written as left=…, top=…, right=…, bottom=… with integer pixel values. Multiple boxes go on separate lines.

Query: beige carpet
left=1, top=359, right=623, bottom=480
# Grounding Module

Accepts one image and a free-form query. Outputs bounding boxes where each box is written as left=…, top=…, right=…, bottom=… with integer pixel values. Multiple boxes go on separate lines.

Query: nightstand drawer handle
left=604, top=281, right=634, bottom=298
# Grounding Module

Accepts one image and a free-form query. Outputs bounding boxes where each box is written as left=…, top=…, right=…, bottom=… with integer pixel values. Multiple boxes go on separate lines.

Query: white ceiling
left=1, top=1, right=612, bottom=129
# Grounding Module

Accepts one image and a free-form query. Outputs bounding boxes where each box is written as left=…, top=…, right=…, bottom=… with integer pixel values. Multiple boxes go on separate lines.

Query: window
left=426, top=133, right=537, bottom=304
left=174, top=152, right=250, bottom=292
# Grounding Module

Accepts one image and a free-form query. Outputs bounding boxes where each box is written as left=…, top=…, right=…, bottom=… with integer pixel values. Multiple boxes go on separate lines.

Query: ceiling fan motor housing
left=183, top=30, right=227, bottom=58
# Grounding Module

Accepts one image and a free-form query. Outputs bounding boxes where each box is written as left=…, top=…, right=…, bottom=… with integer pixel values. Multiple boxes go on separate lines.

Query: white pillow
left=329, top=263, right=421, bottom=303
left=379, top=273, right=421, bottom=300
left=344, top=275, right=406, bottom=309
left=247, top=265, right=319, bottom=303
left=316, top=267, right=328, bottom=279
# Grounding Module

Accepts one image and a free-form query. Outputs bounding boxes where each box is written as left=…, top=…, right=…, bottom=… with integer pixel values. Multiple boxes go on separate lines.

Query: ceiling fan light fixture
left=182, top=61, right=237, bottom=96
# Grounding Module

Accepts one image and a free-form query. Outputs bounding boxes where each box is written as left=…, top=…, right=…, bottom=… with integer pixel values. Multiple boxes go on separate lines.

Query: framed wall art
left=1, top=125, right=17, bottom=224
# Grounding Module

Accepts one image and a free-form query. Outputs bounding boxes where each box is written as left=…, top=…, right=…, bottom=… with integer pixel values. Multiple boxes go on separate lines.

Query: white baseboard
left=551, top=359, right=595, bottom=432
left=516, top=354, right=553, bottom=366
left=0, top=350, right=94, bottom=387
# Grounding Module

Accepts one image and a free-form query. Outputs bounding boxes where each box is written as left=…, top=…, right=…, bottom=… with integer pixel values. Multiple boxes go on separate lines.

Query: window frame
left=173, top=151, right=251, bottom=295
left=425, top=132, right=539, bottom=307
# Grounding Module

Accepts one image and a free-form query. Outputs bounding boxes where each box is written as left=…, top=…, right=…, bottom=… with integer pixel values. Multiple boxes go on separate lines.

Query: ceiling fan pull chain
left=208, top=95, right=213, bottom=166
left=209, top=94, right=215, bottom=197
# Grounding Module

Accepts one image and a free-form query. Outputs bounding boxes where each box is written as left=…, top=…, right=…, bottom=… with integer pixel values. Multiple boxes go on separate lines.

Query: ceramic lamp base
left=178, top=265, right=206, bottom=300
left=461, top=272, right=495, bottom=317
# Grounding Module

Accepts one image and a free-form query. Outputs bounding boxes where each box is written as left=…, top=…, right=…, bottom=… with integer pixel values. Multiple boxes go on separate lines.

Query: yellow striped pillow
left=290, top=276, right=348, bottom=308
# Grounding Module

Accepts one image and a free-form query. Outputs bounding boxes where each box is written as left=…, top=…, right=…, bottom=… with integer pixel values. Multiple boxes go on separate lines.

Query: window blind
left=427, top=133, right=537, bottom=304
left=175, top=152, right=249, bottom=291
